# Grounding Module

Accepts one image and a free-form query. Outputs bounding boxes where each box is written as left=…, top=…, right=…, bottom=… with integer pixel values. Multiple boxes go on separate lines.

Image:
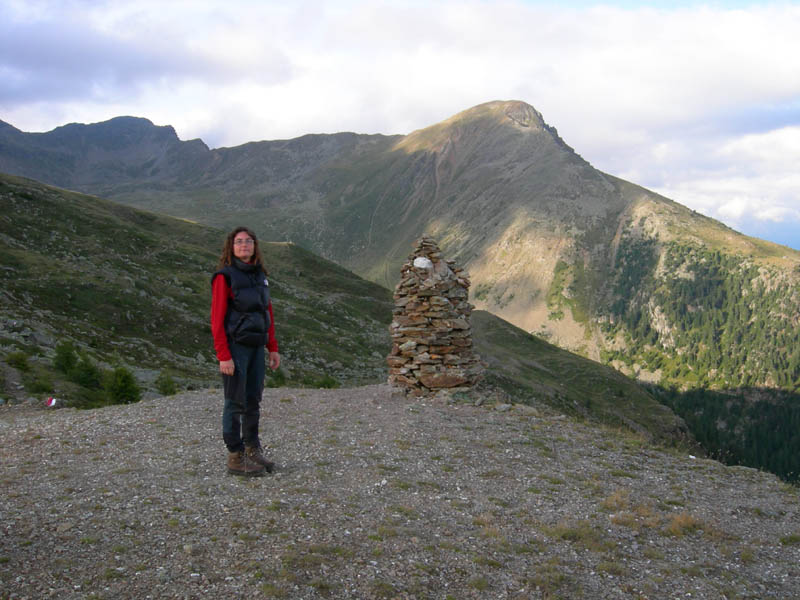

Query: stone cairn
left=387, top=236, right=483, bottom=396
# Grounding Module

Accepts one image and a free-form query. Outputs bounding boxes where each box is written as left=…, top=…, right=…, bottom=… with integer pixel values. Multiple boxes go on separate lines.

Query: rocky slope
left=1, top=172, right=690, bottom=442
left=1, top=385, right=798, bottom=599
left=0, top=172, right=394, bottom=391
left=2, top=102, right=798, bottom=392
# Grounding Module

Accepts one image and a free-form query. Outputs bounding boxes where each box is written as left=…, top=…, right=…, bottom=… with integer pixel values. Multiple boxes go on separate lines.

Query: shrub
left=665, top=512, right=703, bottom=537
left=155, top=370, right=178, bottom=396
left=545, top=520, right=612, bottom=552
left=53, top=341, right=78, bottom=374
left=5, top=351, right=30, bottom=372
left=780, top=533, right=800, bottom=546
left=23, top=369, right=53, bottom=394
left=74, top=387, right=111, bottom=409
left=103, top=367, right=141, bottom=404
left=265, top=368, right=287, bottom=388
left=69, top=355, right=103, bottom=389
left=602, top=489, right=630, bottom=511
left=316, top=374, right=340, bottom=389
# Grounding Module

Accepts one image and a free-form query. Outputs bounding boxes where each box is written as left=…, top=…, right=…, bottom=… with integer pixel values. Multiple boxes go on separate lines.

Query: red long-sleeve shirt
left=211, top=272, right=278, bottom=362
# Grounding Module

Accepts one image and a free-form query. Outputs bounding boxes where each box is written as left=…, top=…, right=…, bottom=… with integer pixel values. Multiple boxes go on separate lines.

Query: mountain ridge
left=3, top=158, right=799, bottom=481
left=1, top=100, right=799, bottom=394
left=0, top=171, right=690, bottom=443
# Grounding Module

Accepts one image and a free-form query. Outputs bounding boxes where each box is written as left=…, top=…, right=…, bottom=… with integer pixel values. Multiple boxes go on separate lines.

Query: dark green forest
left=603, top=238, right=800, bottom=391
left=649, top=385, right=800, bottom=483
left=599, top=235, right=800, bottom=482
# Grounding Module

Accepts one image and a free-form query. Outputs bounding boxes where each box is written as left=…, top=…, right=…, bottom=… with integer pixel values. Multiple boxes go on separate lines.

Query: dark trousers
left=222, top=342, right=265, bottom=452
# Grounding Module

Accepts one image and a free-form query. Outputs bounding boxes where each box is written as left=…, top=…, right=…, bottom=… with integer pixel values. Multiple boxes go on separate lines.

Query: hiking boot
left=227, top=450, right=266, bottom=477
left=245, top=445, right=275, bottom=473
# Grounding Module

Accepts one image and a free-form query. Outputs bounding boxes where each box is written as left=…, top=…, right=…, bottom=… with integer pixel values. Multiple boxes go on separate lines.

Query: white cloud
left=718, top=126, right=800, bottom=172
left=1, top=0, right=800, bottom=248
left=647, top=124, right=800, bottom=243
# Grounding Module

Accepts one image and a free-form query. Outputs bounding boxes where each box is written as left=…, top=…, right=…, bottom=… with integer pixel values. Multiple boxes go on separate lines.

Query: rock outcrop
left=387, top=236, right=483, bottom=395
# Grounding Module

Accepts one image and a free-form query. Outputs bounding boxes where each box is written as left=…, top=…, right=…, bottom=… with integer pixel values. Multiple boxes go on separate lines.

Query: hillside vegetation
left=596, top=224, right=800, bottom=391
left=649, top=385, right=800, bottom=482
left=3, top=99, right=800, bottom=480
left=0, top=173, right=692, bottom=444
left=471, top=311, right=688, bottom=444
left=3, top=102, right=799, bottom=396
left=0, top=173, right=393, bottom=402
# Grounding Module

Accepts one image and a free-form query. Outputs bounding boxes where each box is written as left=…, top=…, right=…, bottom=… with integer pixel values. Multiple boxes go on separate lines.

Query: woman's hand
left=219, top=359, right=235, bottom=376
left=269, top=352, right=281, bottom=370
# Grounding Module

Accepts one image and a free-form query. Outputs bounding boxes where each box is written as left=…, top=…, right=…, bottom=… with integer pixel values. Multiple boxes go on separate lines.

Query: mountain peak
left=501, top=100, right=545, bottom=127
left=394, top=100, right=567, bottom=156
left=49, top=116, right=179, bottom=142
left=454, top=100, right=547, bottom=129
left=0, top=119, right=21, bottom=134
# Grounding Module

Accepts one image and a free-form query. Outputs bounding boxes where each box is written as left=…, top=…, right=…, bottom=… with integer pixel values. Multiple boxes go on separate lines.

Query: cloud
left=0, top=0, right=293, bottom=105
left=1, top=0, right=799, bottom=248
left=719, top=126, right=800, bottom=172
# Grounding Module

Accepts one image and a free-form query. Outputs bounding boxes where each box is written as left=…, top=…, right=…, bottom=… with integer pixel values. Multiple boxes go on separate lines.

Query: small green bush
left=780, top=533, right=800, bottom=546
left=69, top=355, right=103, bottom=389
left=5, top=351, right=30, bottom=372
left=53, top=341, right=78, bottom=374
left=23, top=369, right=53, bottom=394
left=103, top=367, right=141, bottom=404
left=74, top=388, right=111, bottom=409
left=316, top=374, right=340, bottom=389
left=266, top=368, right=287, bottom=388
left=300, top=373, right=339, bottom=389
left=155, top=370, right=178, bottom=396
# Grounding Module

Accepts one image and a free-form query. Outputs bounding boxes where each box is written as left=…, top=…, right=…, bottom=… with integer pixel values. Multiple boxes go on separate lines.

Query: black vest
left=213, top=259, right=271, bottom=347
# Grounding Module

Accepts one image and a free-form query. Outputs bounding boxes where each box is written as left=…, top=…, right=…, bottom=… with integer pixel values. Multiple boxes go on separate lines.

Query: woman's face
left=232, top=231, right=255, bottom=262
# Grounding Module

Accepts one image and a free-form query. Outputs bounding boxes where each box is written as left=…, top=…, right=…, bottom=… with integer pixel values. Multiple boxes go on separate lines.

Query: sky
left=2, top=0, right=799, bottom=250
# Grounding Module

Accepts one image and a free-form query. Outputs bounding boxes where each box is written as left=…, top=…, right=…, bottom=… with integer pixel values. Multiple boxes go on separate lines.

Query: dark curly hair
left=216, top=226, right=268, bottom=275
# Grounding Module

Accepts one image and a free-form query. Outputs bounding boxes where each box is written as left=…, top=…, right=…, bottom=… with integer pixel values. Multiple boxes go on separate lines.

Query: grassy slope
left=0, top=173, right=393, bottom=391
left=0, top=173, right=688, bottom=444
left=6, top=109, right=800, bottom=396
left=471, top=310, right=689, bottom=444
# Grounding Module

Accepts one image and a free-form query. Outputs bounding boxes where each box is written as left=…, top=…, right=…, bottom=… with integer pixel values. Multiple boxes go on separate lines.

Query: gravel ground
left=1, top=384, right=799, bottom=599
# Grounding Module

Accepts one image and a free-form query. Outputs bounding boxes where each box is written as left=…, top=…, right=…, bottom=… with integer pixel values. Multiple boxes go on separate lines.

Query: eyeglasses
left=234, top=239, right=255, bottom=246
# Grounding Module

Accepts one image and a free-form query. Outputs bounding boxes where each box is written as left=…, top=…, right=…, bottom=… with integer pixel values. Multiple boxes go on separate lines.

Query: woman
left=210, top=226, right=280, bottom=476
